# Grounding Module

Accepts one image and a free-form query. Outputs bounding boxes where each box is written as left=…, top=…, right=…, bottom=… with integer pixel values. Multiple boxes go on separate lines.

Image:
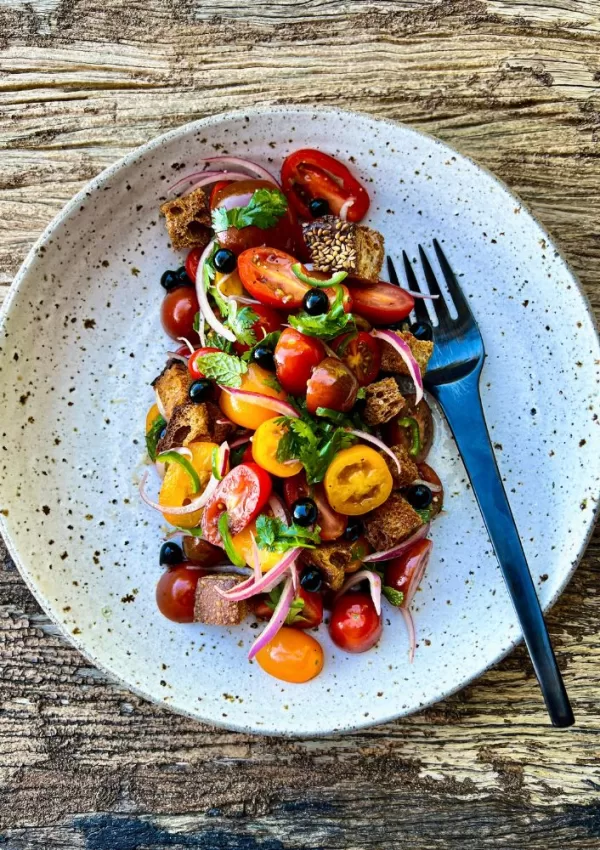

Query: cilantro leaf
left=205, top=329, right=234, bottom=353
left=145, top=414, right=166, bottom=462
left=212, top=189, right=288, bottom=232
left=416, top=508, right=432, bottom=524
left=288, top=284, right=356, bottom=340
left=254, top=515, right=321, bottom=553
left=242, top=330, right=282, bottom=362
left=228, top=305, right=258, bottom=347
left=265, top=585, right=307, bottom=625
left=382, top=585, right=405, bottom=607
left=275, top=414, right=357, bottom=484
left=194, top=352, right=248, bottom=388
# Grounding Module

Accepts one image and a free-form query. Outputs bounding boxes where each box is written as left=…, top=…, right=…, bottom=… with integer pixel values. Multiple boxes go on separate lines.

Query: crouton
left=380, top=444, right=419, bottom=489
left=302, top=216, right=384, bottom=283
left=160, top=188, right=212, bottom=251
left=152, top=360, right=192, bottom=421
left=380, top=332, right=434, bottom=376
left=193, top=574, right=249, bottom=626
left=300, top=540, right=359, bottom=590
left=157, top=401, right=235, bottom=453
left=363, top=493, right=423, bottom=552
left=364, top=378, right=406, bottom=426
left=205, top=401, right=236, bottom=445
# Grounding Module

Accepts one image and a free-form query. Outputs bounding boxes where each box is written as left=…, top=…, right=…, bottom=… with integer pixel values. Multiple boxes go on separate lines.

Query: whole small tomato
left=161, top=287, right=200, bottom=341
left=232, top=303, right=283, bottom=355
left=274, top=328, right=325, bottom=396
left=156, top=565, right=206, bottom=623
left=415, top=462, right=444, bottom=518
left=255, top=626, right=324, bottom=683
left=329, top=591, right=382, bottom=653
left=332, top=331, right=381, bottom=387
left=185, top=246, right=204, bottom=283
left=182, top=537, right=225, bottom=568
left=306, top=357, right=359, bottom=414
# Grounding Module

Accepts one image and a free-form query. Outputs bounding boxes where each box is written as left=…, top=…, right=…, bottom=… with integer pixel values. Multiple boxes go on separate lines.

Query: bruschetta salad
left=141, top=149, right=443, bottom=684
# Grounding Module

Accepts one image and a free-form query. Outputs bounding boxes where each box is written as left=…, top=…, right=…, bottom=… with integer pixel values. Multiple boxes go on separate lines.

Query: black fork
left=388, top=242, right=574, bottom=728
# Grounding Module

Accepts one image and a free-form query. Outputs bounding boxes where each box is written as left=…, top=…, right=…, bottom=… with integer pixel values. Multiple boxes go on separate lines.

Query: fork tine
left=432, top=239, right=472, bottom=318
left=400, top=251, right=430, bottom=324
left=417, top=245, right=444, bottom=301
left=387, top=255, right=400, bottom=286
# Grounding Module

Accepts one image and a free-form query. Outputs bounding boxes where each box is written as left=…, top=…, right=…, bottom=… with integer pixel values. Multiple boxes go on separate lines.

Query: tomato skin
left=218, top=362, right=289, bottom=430
left=332, top=331, right=381, bottom=386
left=213, top=180, right=303, bottom=256
left=384, top=397, right=434, bottom=463
left=185, top=247, right=203, bottom=284
left=416, top=462, right=444, bottom=517
left=209, top=180, right=231, bottom=208
left=232, top=304, right=283, bottom=355
left=329, top=592, right=382, bottom=653
left=160, top=287, right=200, bottom=341
left=283, top=472, right=346, bottom=541
left=346, top=281, right=415, bottom=325
left=306, top=357, right=359, bottom=415
left=255, top=587, right=323, bottom=630
left=255, top=626, right=324, bottom=683
left=252, top=418, right=303, bottom=477
left=238, top=247, right=309, bottom=309
left=384, top=539, right=432, bottom=604
left=156, top=565, right=206, bottom=623
left=188, top=346, right=221, bottom=380
left=182, top=536, right=224, bottom=568
left=281, top=149, right=370, bottom=222
left=273, top=328, right=325, bottom=396
left=159, top=441, right=218, bottom=529
left=201, top=462, right=273, bottom=546
left=324, top=445, right=393, bottom=516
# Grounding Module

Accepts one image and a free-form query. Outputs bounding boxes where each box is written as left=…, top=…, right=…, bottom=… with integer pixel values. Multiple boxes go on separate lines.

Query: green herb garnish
left=212, top=188, right=288, bottom=233
left=145, top=414, right=166, bottom=462
left=275, top=413, right=357, bottom=484
left=288, top=284, right=355, bottom=340
left=291, top=263, right=348, bottom=288
left=254, top=515, right=321, bottom=553
left=415, top=508, right=432, bottom=524
left=397, top=416, right=421, bottom=457
left=242, top=330, right=282, bottom=362
left=205, top=329, right=234, bottom=353
left=382, top=586, right=404, bottom=607
left=266, top=584, right=308, bottom=625
left=228, top=304, right=259, bottom=347
left=194, top=352, right=248, bottom=388
left=218, top=513, right=246, bottom=567
left=156, top=451, right=201, bottom=493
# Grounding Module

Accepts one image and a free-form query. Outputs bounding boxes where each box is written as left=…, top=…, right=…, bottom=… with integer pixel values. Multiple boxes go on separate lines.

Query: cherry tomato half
left=156, top=565, right=206, bottom=623
left=416, top=461, right=444, bottom=518
left=255, top=586, right=323, bottom=630
left=281, top=149, right=370, bottom=222
left=160, top=287, right=200, bottom=341
left=274, top=328, right=325, bottom=396
left=346, top=281, right=414, bottom=326
left=218, top=362, right=289, bottom=430
left=237, top=247, right=310, bottom=309
left=329, top=591, right=382, bottom=653
left=383, top=396, right=434, bottom=463
left=252, top=418, right=303, bottom=478
left=306, top=357, right=359, bottom=415
left=232, top=303, right=283, bottom=355
left=283, top=471, right=346, bottom=541
left=188, top=346, right=221, bottom=380
left=324, top=445, right=393, bottom=516
left=255, top=626, right=324, bottom=683
left=213, top=179, right=303, bottom=256
left=332, top=330, right=381, bottom=387
left=185, top=247, right=203, bottom=284
left=201, top=462, right=273, bottom=546
left=384, top=539, right=433, bottom=607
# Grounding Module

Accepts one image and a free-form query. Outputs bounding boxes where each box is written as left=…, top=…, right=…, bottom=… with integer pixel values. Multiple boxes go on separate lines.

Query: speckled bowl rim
left=1, top=105, right=599, bottom=736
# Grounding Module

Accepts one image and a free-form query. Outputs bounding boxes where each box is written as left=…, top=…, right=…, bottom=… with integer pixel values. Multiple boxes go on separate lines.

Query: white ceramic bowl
left=1, top=106, right=598, bottom=735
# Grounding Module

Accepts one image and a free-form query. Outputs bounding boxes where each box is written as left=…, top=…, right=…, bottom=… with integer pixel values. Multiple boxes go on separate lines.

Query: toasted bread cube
left=363, top=493, right=423, bottom=552
left=380, top=332, right=434, bottom=376
left=380, top=445, right=419, bottom=489
left=364, top=378, right=406, bottom=426
left=301, top=540, right=359, bottom=590
left=160, top=188, right=212, bottom=251
left=302, top=216, right=384, bottom=282
left=151, top=360, right=192, bottom=421
left=157, top=402, right=212, bottom=452
left=204, top=401, right=236, bottom=445
left=193, top=574, right=249, bottom=626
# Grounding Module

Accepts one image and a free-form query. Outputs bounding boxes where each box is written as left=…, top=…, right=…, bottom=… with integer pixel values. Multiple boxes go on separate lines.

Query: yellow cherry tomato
left=231, top=518, right=281, bottom=573
left=146, top=402, right=161, bottom=433
left=324, top=445, right=393, bottom=516
left=255, top=627, right=324, bottom=683
left=219, top=362, right=288, bottom=430
left=215, top=269, right=244, bottom=298
left=252, top=419, right=303, bottom=478
left=159, top=441, right=218, bottom=528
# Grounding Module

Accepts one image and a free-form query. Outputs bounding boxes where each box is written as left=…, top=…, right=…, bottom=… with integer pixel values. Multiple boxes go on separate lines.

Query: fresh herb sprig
left=288, top=284, right=355, bottom=340
left=212, top=189, right=288, bottom=233
left=193, top=351, right=248, bottom=388
left=254, top=515, right=321, bottom=553
left=275, top=406, right=358, bottom=484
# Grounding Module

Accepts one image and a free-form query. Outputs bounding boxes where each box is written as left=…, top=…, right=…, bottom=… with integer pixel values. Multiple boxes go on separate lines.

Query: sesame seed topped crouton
left=302, top=216, right=384, bottom=283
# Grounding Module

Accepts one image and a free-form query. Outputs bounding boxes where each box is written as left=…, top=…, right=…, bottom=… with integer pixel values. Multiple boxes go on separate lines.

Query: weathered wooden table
left=1, top=1, right=599, bottom=847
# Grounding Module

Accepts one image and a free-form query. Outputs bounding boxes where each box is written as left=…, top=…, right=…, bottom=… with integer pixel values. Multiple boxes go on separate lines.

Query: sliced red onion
left=411, top=478, right=442, bottom=493
left=155, top=389, right=167, bottom=421
left=197, top=314, right=206, bottom=347
left=335, top=569, right=382, bottom=615
left=371, top=329, right=424, bottom=405
left=165, top=351, right=188, bottom=364
left=347, top=429, right=401, bottom=476
left=229, top=434, right=251, bottom=449
left=322, top=341, right=341, bottom=360
left=268, top=494, right=289, bottom=524
left=215, top=547, right=301, bottom=602
left=291, top=561, right=299, bottom=592
left=196, top=239, right=236, bottom=343
left=338, top=197, right=354, bottom=221
left=167, top=169, right=249, bottom=196
left=363, top=523, right=430, bottom=563
left=250, top=530, right=261, bottom=582
left=203, top=156, right=279, bottom=185
left=216, top=418, right=234, bottom=426
left=401, top=539, right=433, bottom=608
left=218, top=441, right=230, bottom=478
left=177, top=337, right=195, bottom=354
left=217, top=387, right=300, bottom=419
left=248, top=576, right=294, bottom=660
left=139, top=469, right=215, bottom=517
left=401, top=607, right=416, bottom=663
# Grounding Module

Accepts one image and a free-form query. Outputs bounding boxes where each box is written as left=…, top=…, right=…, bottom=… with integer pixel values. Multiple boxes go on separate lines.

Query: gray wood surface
left=1, top=1, right=599, bottom=847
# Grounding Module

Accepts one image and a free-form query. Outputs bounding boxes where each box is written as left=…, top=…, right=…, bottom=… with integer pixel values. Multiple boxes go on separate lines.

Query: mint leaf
left=289, top=284, right=356, bottom=340
left=356, top=387, right=367, bottom=400
left=254, top=515, right=320, bottom=553
left=212, top=189, right=288, bottom=232
left=145, top=414, right=166, bottom=462
left=195, top=352, right=248, bottom=388
left=229, top=305, right=258, bottom=347
left=382, top=585, right=404, bottom=607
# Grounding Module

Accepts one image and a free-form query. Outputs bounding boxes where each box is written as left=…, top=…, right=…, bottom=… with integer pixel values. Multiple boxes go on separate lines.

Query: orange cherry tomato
left=146, top=403, right=161, bottom=432
left=324, top=445, right=393, bottom=515
left=252, top=418, right=303, bottom=478
left=159, top=441, right=218, bottom=528
left=218, top=362, right=289, bottom=430
left=255, top=626, right=324, bottom=683
left=231, top=517, right=281, bottom=573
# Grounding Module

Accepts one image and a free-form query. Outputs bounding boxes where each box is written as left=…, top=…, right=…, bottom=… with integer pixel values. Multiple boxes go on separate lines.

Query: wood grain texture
left=0, top=1, right=599, bottom=848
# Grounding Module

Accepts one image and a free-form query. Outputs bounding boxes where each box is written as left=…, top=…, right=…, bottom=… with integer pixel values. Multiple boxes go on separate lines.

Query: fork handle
left=430, top=374, right=574, bottom=728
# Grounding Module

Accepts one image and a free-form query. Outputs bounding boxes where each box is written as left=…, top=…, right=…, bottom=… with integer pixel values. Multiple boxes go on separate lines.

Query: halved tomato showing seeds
left=201, top=462, right=272, bottom=546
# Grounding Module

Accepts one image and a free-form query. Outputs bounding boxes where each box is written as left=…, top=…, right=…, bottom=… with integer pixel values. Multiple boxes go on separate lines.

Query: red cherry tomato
left=201, top=462, right=272, bottom=546
left=306, top=357, right=359, bottom=414
left=416, top=462, right=444, bottom=517
left=255, top=586, right=323, bottom=630
left=346, top=281, right=415, bottom=326
left=283, top=471, right=346, bottom=541
left=273, top=328, right=325, bottom=396
left=185, top=247, right=203, bottom=283
left=232, top=303, right=283, bottom=355
left=384, top=539, right=433, bottom=607
left=329, top=591, right=382, bottom=653
left=187, top=346, right=221, bottom=380
left=160, top=287, right=200, bottom=341
left=281, top=149, right=370, bottom=222
left=332, top=330, right=381, bottom=386
left=241, top=443, right=254, bottom=463
left=212, top=179, right=303, bottom=256
left=156, top=565, right=206, bottom=623
left=209, top=179, right=231, bottom=208
left=237, top=247, right=309, bottom=309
